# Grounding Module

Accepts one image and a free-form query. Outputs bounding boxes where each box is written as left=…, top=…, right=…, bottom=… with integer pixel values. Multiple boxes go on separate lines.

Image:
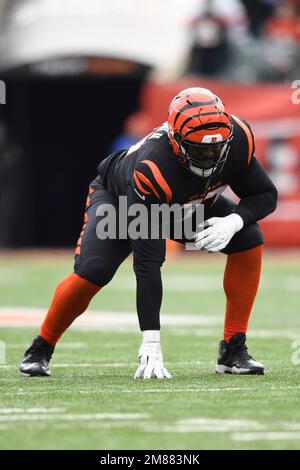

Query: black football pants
left=74, top=177, right=263, bottom=330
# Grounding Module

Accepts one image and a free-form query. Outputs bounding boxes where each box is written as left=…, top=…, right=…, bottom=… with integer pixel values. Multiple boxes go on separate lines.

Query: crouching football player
left=20, top=87, right=277, bottom=378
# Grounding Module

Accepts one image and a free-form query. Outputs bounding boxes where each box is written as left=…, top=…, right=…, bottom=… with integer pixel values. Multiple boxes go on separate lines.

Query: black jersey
left=90, top=115, right=277, bottom=332
left=97, top=115, right=277, bottom=226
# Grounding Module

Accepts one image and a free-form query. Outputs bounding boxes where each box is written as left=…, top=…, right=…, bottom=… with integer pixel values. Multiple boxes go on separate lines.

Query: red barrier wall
left=139, top=79, right=300, bottom=247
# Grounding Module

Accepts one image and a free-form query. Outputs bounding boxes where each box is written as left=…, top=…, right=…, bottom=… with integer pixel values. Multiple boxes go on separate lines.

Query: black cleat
left=19, top=336, right=54, bottom=377
left=215, top=333, right=264, bottom=375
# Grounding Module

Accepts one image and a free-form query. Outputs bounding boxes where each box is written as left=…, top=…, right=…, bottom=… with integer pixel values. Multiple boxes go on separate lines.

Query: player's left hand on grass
left=134, top=330, right=172, bottom=380
left=194, top=213, right=244, bottom=253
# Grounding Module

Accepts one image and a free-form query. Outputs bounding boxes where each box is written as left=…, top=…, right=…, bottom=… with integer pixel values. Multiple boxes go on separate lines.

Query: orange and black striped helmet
left=167, top=87, right=233, bottom=178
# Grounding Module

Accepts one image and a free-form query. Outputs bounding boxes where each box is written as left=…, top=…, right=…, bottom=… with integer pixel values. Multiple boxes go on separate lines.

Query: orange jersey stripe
left=86, top=186, right=95, bottom=207
left=135, top=170, right=160, bottom=199
left=134, top=171, right=151, bottom=195
left=141, top=160, right=172, bottom=203
left=232, top=115, right=254, bottom=165
left=75, top=191, right=91, bottom=257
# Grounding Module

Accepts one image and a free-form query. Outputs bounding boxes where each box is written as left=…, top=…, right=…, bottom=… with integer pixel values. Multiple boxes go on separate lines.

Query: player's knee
left=224, top=222, right=264, bottom=254
left=74, top=255, right=116, bottom=287
left=243, top=223, right=264, bottom=248
left=133, top=258, right=164, bottom=279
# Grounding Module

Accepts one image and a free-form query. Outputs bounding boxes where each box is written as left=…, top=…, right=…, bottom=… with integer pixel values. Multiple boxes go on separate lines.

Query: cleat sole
left=20, top=370, right=51, bottom=377
left=215, top=364, right=264, bottom=375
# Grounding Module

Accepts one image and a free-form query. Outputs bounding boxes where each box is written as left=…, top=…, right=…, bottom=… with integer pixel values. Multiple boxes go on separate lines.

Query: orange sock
left=223, top=245, right=263, bottom=342
left=40, top=273, right=101, bottom=347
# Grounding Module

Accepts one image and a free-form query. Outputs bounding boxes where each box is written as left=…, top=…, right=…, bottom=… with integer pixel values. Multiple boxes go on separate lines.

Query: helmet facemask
left=174, top=131, right=233, bottom=179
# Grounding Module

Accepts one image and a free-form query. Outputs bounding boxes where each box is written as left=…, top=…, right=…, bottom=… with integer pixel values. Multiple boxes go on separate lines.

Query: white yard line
left=1, top=308, right=299, bottom=337
left=0, top=307, right=222, bottom=327
left=1, top=407, right=300, bottom=441
left=0, top=408, right=65, bottom=414
left=115, top=385, right=300, bottom=394
left=3, top=385, right=298, bottom=395
left=232, top=432, right=300, bottom=441
left=2, top=421, right=300, bottom=437
left=0, top=413, right=149, bottom=422
left=3, top=421, right=145, bottom=431
left=139, top=417, right=300, bottom=436
left=178, top=417, right=264, bottom=428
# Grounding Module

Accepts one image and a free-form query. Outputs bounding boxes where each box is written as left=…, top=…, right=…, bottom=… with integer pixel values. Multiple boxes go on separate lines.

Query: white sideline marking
left=0, top=413, right=148, bottom=422
left=3, top=385, right=300, bottom=396
left=144, top=424, right=259, bottom=434
left=1, top=308, right=300, bottom=338
left=125, top=388, right=257, bottom=394
left=141, top=417, right=267, bottom=434
left=6, top=385, right=295, bottom=393
left=144, top=417, right=264, bottom=433
left=178, top=418, right=262, bottom=428
left=0, top=307, right=222, bottom=327
left=9, top=422, right=145, bottom=431
left=0, top=408, right=65, bottom=414
left=115, top=385, right=300, bottom=394
left=232, top=432, right=300, bottom=442
left=283, top=423, right=300, bottom=430
left=142, top=417, right=300, bottom=436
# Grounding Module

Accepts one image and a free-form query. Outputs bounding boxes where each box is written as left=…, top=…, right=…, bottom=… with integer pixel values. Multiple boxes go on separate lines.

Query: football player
left=20, top=87, right=277, bottom=378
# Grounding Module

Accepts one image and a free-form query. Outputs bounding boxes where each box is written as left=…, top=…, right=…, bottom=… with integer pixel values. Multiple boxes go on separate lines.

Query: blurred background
left=0, top=0, right=300, bottom=249
left=1, top=1, right=300, bottom=451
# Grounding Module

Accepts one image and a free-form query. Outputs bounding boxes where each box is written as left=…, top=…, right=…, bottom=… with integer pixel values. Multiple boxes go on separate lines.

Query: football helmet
left=167, top=87, right=233, bottom=178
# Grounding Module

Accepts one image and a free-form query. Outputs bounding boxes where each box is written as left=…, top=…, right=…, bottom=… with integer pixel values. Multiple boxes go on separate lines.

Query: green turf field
left=0, top=251, right=300, bottom=450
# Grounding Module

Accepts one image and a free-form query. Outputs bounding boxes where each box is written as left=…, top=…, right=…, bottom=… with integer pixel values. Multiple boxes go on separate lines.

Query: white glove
left=134, top=330, right=172, bottom=380
left=194, top=214, right=244, bottom=253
